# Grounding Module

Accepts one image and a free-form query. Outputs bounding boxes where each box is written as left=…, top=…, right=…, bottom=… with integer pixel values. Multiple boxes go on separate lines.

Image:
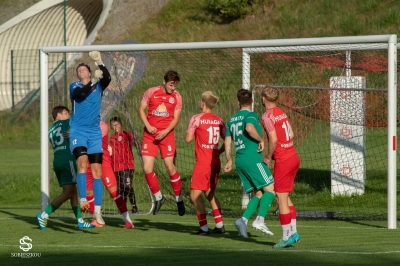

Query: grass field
left=1, top=208, right=400, bottom=266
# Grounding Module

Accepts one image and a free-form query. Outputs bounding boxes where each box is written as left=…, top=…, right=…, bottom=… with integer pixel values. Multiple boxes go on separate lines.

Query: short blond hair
left=202, top=91, right=219, bottom=109
left=261, top=87, right=279, bottom=102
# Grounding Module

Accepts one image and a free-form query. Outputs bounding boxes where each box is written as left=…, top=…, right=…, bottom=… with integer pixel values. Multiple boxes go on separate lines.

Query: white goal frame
left=40, top=34, right=397, bottom=228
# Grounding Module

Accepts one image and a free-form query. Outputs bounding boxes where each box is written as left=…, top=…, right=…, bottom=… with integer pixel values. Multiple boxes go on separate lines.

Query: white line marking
left=0, top=243, right=399, bottom=255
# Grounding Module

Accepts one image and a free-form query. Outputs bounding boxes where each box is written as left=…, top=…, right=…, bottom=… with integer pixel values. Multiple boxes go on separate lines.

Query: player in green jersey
left=35, top=106, right=94, bottom=230
left=223, top=89, right=275, bottom=238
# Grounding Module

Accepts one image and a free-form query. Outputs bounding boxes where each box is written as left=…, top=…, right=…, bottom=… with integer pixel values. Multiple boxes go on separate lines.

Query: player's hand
left=223, top=160, right=232, bottom=172
left=62, top=132, right=70, bottom=139
left=108, top=145, right=112, bottom=156
left=257, top=141, right=264, bottom=152
left=155, top=129, right=169, bottom=140
left=91, top=70, right=103, bottom=85
left=146, top=125, right=157, bottom=135
left=263, top=156, right=271, bottom=165
left=89, top=51, right=104, bottom=66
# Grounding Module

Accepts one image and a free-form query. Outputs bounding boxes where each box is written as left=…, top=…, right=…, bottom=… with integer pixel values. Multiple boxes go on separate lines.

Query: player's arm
left=98, top=64, right=111, bottom=89
left=70, top=83, right=94, bottom=99
left=245, top=123, right=264, bottom=152
left=218, top=124, right=226, bottom=155
left=155, top=109, right=181, bottom=141
left=88, top=51, right=111, bottom=89
left=138, top=101, right=157, bottom=134
left=223, top=136, right=232, bottom=172
left=264, top=130, right=277, bottom=165
left=185, top=132, right=195, bottom=143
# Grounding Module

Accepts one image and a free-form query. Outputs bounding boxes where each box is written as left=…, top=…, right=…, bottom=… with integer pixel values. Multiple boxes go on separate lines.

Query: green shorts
left=236, top=162, right=274, bottom=193
left=53, top=159, right=77, bottom=187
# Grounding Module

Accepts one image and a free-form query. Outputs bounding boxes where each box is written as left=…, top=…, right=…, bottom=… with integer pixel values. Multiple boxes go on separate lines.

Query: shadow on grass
left=131, top=217, right=276, bottom=247
left=0, top=209, right=100, bottom=234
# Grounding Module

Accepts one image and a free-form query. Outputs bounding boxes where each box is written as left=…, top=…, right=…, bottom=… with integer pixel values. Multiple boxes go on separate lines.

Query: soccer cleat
left=273, top=238, right=295, bottom=249
left=251, top=220, right=274, bottom=236
left=132, top=206, right=139, bottom=215
left=290, top=232, right=301, bottom=243
left=153, top=196, right=166, bottom=215
left=124, top=221, right=134, bottom=229
left=234, top=218, right=248, bottom=238
left=80, top=200, right=90, bottom=213
left=93, top=212, right=105, bottom=225
left=194, top=229, right=210, bottom=235
left=36, top=213, right=47, bottom=230
left=78, top=221, right=95, bottom=229
left=177, top=200, right=185, bottom=216
left=90, top=219, right=103, bottom=228
left=211, top=225, right=225, bottom=234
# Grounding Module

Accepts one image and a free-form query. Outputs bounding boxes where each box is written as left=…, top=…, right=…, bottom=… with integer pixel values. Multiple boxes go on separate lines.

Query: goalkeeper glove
left=91, top=69, right=103, bottom=85
left=89, top=51, right=104, bottom=66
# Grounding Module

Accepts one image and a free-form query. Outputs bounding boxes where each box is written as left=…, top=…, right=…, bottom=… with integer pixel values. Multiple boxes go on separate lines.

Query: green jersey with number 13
left=48, top=119, right=75, bottom=163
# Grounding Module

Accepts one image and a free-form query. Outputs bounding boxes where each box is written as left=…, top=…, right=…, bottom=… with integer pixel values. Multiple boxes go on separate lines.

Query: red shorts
left=273, top=153, right=300, bottom=193
left=86, top=163, right=117, bottom=191
left=140, top=130, right=176, bottom=158
left=190, top=161, right=221, bottom=191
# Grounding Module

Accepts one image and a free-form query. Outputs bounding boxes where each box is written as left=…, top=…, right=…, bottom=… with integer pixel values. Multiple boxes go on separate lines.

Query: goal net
left=39, top=35, right=397, bottom=227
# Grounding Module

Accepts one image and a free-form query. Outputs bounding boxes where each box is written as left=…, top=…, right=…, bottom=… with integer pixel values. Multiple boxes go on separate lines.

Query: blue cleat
left=290, top=232, right=301, bottom=243
left=273, top=237, right=295, bottom=249
left=78, top=221, right=95, bottom=229
left=36, top=213, right=47, bottom=230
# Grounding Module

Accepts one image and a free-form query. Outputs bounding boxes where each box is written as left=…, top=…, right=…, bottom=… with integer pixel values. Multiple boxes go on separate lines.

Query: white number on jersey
left=282, top=121, right=293, bottom=141
left=49, top=126, right=64, bottom=148
left=206, top=126, right=220, bottom=144
left=230, top=122, right=243, bottom=144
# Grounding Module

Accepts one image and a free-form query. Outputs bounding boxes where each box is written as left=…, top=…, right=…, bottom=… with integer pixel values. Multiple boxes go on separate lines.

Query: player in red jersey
left=109, top=116, right=138, bottom=214
left=86, top=121, right=134, bottom=229
left=138, top=70, right=185, bottom=215
left=186, top=91, right=226, bottom=235
left=260, top=87, right=301, bottom=248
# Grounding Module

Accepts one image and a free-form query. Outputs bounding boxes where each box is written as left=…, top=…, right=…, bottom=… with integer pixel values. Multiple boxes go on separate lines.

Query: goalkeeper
left=69, top=51, right=111, bottom=227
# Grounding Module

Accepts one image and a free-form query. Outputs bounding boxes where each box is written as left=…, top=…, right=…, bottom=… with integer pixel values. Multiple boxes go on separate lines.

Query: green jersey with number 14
left=226, top=109, right=263, bottom=167
left=48, top=119, right=74, bottom=163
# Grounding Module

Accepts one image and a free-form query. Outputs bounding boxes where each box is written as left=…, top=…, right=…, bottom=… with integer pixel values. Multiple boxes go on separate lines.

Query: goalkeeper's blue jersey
left=69, top=81, right=104, bottom=130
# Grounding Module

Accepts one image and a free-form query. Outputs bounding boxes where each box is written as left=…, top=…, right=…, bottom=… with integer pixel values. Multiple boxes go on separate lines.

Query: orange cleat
left=90, top=219, right=103, bottom=228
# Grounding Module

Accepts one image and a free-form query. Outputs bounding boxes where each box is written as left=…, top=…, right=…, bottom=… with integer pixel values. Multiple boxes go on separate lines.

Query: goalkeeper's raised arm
left=89, top=51, right=111, bottom=90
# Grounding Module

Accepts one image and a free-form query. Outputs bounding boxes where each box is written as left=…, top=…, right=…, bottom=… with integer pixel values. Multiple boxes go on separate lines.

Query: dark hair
left=237, top=89, right=252, bottom=106
left=52, top=105, right=69, bottom=120
left=76, top=63, right=91, bottom=74
left=163, top=70, right=180, bottom=83
left=109, top=116, right=122, bottom=125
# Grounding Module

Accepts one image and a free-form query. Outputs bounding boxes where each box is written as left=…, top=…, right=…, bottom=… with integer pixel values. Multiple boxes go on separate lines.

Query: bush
left=206, top=0, right=262, bottom=19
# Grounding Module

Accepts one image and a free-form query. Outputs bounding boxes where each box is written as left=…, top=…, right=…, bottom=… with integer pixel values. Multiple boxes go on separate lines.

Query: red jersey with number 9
left=141, top=86, right=182, bottom=130
left=187, top=113, right=226, bottom=164
left=261, top=107, right=297, bottom=162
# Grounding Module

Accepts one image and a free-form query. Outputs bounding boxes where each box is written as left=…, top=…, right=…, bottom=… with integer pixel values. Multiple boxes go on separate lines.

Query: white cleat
left=252, top=220, right=274, bottom=236
left=93, top=212, right=105, bottom=225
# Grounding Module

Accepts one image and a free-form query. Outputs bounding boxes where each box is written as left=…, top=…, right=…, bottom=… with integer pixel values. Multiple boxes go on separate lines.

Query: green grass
left=0, top=208, right=400, bottom=265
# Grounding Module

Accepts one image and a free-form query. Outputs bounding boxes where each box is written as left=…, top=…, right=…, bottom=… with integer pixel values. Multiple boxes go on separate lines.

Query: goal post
left=40, top=34, right=397, bottom=228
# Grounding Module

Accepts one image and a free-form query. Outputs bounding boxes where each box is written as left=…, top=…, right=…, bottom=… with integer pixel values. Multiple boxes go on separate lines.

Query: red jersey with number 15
left=141, top=86, right=182, bottom=130
left=187, top=113, right=226, bottom=164
left=261, top=107, right=297, bottom=162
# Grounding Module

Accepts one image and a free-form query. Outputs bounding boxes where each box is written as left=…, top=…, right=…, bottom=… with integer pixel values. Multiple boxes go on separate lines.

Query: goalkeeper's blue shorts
left=69, top=128, right=102, bottom=155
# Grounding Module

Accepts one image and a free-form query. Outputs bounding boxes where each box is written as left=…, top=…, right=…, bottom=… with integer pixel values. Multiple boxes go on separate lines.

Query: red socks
left=169, top=171, right=182, bottom=197
left=145, top=171, right=161, bottom=194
